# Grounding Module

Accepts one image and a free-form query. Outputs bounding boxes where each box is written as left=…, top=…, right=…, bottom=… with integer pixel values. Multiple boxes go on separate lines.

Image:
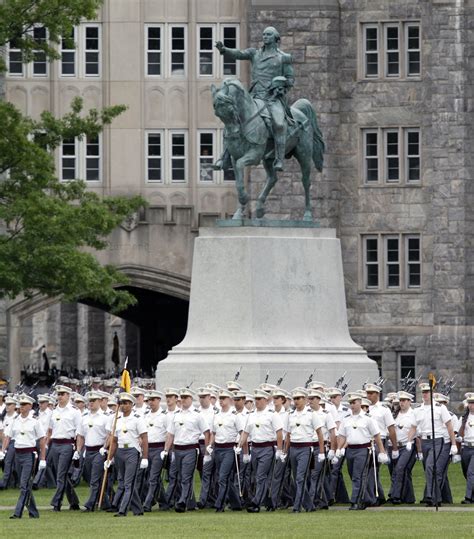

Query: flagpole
left=428, top=372, right=438, bottom=512
left=97, top=357, right=129, bottom=509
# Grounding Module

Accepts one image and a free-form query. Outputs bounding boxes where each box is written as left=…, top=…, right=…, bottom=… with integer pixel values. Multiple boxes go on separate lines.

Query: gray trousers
left=0, top=441, right=16, bottom=488
left=367, top=440, right=385, bottom=504
left=289, top=446, right=313, bottom=511
left=199, top=452, right=217, bottom=506
left=175, top=448, right=199, bottom=507
left=13, top=451, right=38, bottom=518
left=83, top=449, right=105, bottom=510
left=143, top=447, right=165, bottom=509
left=329, top=455, right=351, bottom=503
left=389, top=445, right=416, bottom=502
left=438, top=442, right=453, bottom=503
left=421, top=437, right=444, bottom=502
left=163, top=453, right=179, bottom=508
left=461, top=445, right=474, bottom=500
left=113, top=447, right=143, bottom=515
left=214, top=448, right=241, bottom=510
left=48, top=442, right=79, bottom=509
left=250, top=446, right=274, bottom=508
left=346, top=447, right=371, bottom=505
left=269, top=456, right=291, bottom=509
left=309, top=450, right=331, bottom=508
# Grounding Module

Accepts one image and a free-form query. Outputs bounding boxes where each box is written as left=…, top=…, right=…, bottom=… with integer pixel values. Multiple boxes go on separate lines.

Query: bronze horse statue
left=211, top=79, right=324, bottom=221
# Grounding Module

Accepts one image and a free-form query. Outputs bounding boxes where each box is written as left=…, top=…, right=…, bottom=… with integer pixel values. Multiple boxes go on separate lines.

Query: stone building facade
left=1, top=0, right=473, bottom=402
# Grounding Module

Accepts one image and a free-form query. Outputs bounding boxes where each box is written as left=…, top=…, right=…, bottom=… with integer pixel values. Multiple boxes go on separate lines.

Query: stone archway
left=6, top=265, right=191, bottom=384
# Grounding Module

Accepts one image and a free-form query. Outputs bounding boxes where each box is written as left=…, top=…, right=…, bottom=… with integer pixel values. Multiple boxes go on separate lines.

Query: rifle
left=234, top=366, right=242, bottom=382
left=264, top=371, right=270, bottom=384
left=340, top=379, right=350, bottom=396
left=276, top=372, right=287, bottom=387
left=335, top=371, right=347, bottom=389
left=400, top=370, right=412, bottom=392
left=305, top=369, right=316, bottom=389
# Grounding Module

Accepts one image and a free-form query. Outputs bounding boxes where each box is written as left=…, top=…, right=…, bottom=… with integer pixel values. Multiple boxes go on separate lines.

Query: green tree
left=0, top=0, right=144, bottom=312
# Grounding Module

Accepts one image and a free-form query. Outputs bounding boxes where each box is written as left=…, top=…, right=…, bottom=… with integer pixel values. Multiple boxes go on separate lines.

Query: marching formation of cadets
left=1, top=375, right=474, bottom=518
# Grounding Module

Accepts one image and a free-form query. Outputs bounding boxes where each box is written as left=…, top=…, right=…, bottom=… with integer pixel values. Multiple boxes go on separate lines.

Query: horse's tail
left=293, top=98, right=325, bottom=172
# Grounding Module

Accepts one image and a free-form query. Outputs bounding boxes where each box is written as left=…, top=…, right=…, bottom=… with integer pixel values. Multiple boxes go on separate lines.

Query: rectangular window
left=399, top=353, right=416, bottom=390
left=170, top=25, right=186, bottom=76
left=222, top=26, right=238, bottom=76
left=364, top=131, right=379, bottom=183
left=385, top=130, right=399, bottom=182
left=198, top=131, right=215, bottom=182
left=406, top=236, right=421, bottom=288
left=364, top=26, right=379, bottom=77
left=84, top=25, right=100, bottom=76
left=385, top=236, right=400, bottom=288
left=61, top=138, right=77, bottom=180
left=170, top=131, right=187, bottom=182
left=406, top=129, right=420, bottom=182
left=385, top=26, right=400, bottom=77
left=146, top=132, right=162, bottom=182
left=33, top=26, right=48, bottom=76
left=364, top=236, right=379, bottom=289
left=61, top=28, right=76, bottom=76
left=85, top=135, right=100, bottom=181
left=8, top=40, right=23, bottom=76
left=146, top=26, right=162, bottom=76
left=198, top=26, right=214, bottom=76
left=406, top=24, right=421, bottom=76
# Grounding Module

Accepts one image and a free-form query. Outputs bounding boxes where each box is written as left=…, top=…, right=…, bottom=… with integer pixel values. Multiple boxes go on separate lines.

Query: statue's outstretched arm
left=215, top=41, right=255, bottom=61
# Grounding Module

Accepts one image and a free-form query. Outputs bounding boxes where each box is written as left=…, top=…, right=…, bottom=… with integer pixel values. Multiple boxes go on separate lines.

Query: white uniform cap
left=434, top=393, right=449, bottom=403
left=254, top=389, right=271, bottom=399
left=464, top=392, right=474, bottom=403
left=196, top=387, right=212, bottom=397
left=130, top=386, right=146, bottom=396
left=87, top=391, right=103, bottom=401
left=74, top=394, right=86, bottom=403
left=419, top=382, right=431, bottom=392
left=347, top=393, right=363, bottom=403
left=18, top=394, right=35, bottom=405
left=147, top=390, right=163, bottom=399
left=365, top=383, right=382, bottom=393
left=218, top=389, right=235, bottom=399
left=397, top=391, right=414, bottom=401
left=233, top=390, right=246, bottom=399
left=307, top=389, right=324, bottom=399
left=308, top=381, right=326, bottom=390
left=55, top=385, right=72, bottom=394
left=226, top=381, right=242, bottom=391
left=179, top=388, right=195, bottom=398
left=326, top=387, right=343, bottom=397
left=164, top=387, right=180, bottom=397
left=118, top=392, right=136, bottom=404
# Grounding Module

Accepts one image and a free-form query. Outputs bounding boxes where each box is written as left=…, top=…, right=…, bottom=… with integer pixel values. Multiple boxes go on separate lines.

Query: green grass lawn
left=0, top=462, right=472, bottom=539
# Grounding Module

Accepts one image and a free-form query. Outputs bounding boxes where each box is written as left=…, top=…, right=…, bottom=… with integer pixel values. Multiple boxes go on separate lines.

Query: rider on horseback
left=214, top=26, right=294, bottom=172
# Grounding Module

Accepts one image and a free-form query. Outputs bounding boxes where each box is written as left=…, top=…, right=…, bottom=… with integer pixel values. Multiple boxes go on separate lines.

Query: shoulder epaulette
left=344, top=413, right=351, bottom=418
left=366, top=413, right=372, bottom=417
left=323, top=409, right=329, bottom=414
left=232, top=410, right=237, bottom=415
left=134, top=413, right=140, bottom=418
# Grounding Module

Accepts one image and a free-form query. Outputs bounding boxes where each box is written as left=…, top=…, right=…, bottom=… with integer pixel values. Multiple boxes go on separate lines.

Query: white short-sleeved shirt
left=37, top=409, right=52, bottom=434
left=114, top=413, right=147, bottom=452
left=5, top=415, right=45, bottom=448
left=338, top=412, right=380, bottom=445
left=199, top=405, right=217, bottom=440
left=313, top=408, right=337, bottom=441
left=145, top=409, right=168, bottom=444
left=439, top=411, right=459, bottom=443
left=369, top=401, right=395, bottom=438
left=168, top=408, right=209, bottom=445
left=244, top=408, right=283, bottom=444
left=77, top=410, right=109, bottom=447
left=463, top=413, right=474, bottom=443
left=286, top=408, right=323, bottom=443
left=414, top=403, right=452, bottom=437
left=0, top=413, right=17, bottom=434
left=212, top=410, right=244, bottom=444
left=394, top=409, right=417, bottom=444
left=133, top=405, right=148, bottom=417
left=49, top=404, right=82, bottom=439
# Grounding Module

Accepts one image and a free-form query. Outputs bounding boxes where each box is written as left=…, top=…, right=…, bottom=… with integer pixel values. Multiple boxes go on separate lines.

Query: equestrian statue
left=212, top=26, right=325, bottom=221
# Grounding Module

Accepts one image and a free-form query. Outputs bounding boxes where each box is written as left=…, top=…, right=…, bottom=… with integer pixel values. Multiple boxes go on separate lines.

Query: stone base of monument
left=156, top=224, right=378, bottom=391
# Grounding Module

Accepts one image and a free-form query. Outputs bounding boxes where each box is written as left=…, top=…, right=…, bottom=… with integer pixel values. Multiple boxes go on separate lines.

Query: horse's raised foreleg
left=294, top=147, right=313, bottom=222
left=256, top=159, right=279, bottom=219
left=232, top=147, right=265, bottom=220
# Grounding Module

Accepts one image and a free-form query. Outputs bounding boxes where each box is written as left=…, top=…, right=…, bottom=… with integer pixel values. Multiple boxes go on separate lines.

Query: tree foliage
left=0, top=1, right=145, bottom=312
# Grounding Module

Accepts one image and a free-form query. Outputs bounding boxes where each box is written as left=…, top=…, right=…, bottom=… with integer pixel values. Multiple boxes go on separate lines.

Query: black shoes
left=69, top=504, right=80, bottom=511
left=175, top=502, right=186, bottom=513
left=9, top=515, right=20, bottom=519
left=51, top=507, right=60, bottom=512
left=461, top=498, right=473, bottom=504
left=143, top=507, right=151, bottom=512
left=215, top=508, right=225, bottom=513
left=113, top=512, right=126, bottom=517
left=349, top=503, right=366, bottom=511
left=105, top=506, right=118, bottom=513
left=246, top=505, right=260, bottom=513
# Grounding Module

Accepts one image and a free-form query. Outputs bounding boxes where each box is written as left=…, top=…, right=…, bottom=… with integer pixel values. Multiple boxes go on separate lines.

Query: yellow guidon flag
left=120, top=357, right=131, bottom=393
left=428, top=372, right=437, bottom=389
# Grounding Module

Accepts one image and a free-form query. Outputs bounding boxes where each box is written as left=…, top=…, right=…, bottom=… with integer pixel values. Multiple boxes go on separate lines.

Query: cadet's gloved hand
left=455, top=435, right=462, bottom=443
left=317, top=452, right=326, bottom=463
left=406, top=442, right=413, bottom=452
left=39, top=460, right=47, bottom=470
left=417, top=452, right=423, bottom=462
left=275, top=449, right=286, bottom=462
left=243, top=454, right=251, bottom=464
left=140, top=458, right=149, bottom=469
left=378, top=452, right=389, bottom=464
left=450, top=445, right=458, bottom=456
left=103, top=460, right=112, bottom=471
left=391, top=450, right=399, bottom=460
left=205, top=445, right=213, bottom=456
left=72, top=450, right=80, bottom=460
left=160, top=450, right=168, bottom=460
left=99, top=447, right=107, bottom=457
left=335, top=448, right=345, bottom=458
left=452, top=454, right=462, bottom=464
left=331, top=456, right=339, bottom=465
left=233, top=446, right=242, bottom=455
left=203, top=455, right=212, bottom=465
left=0, top=450, right=5, bottom=461
left=327, top=449, right=335, bottom=460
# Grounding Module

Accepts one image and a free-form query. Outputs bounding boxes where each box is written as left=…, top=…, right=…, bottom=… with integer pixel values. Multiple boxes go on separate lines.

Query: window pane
left=365, top=27, right=378, bottom=77
left=61, top=28, right=75, bottom=76
left=85, top=27, right=99, bottom=75
left=386, top=27, right=399, bottom=76
left=407, top=25, right=421, bottom=76
left=366, top=238, right=378, bottom=262
left=147, top=133, right=162, bottom=181
left=147, top=27, right=161, bottom=76
left=223, top=26, right=237, bottom=75
left=367, top=265, right=379, bottom=287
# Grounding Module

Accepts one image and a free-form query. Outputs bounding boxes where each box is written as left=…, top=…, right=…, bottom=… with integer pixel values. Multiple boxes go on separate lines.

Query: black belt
left=214, top=442, right=236, bottom=449
left=252, top=441, right=276, bottom=448
left=290, top=442, right=314, bottom=448
left=348, top=443, right=371, bottom=449
left=85, top=445, right=102, bottom=451
left=51, top=438, right=74, bottom=445
left=15, top=447, right=36, bottom=454
left=174, top=443, right=200, bottom=450
left=149, top=442, right=165, bottom=449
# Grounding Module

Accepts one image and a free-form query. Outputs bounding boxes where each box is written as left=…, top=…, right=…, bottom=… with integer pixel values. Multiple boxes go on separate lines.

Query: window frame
left=405, top=128, right=421, bottom=183
left=145, top=24, right=163, bottom=78
left=145, top=130, right=164, bottom=183
left=363, top=129, right=379, bottom=184
left=32, top=25, right=49, bottom=78
left=60, top=137, right=79, bottom=182
left=60, top=136, right=102, bottom=183
left=169, top=129, right=188, bottom=183
left=168, top=24, right=187, bottom=78
left=197, top=24, right=216, bottom=78
left=384, top=129, right=400, bottom=183
left=405, top=234, right=422, bottom=289
left=363, top=24, right=379, bottom=79
left=398, top=352, right=416, bottom=391
left=405, top=23, right=421, bottom=78
left=363, top=235, right=380, bottom=290
left=60, top=26, right=77, bottom=78
left=7, top=40, right=24, bottom=77
left=83, top=24, right=101, bottom=78
left=197, top=129, right=217, bottom=183
left=384, top=24, right=400, bottom=78
left=85, top=133, right=102, bottom=183
left=220, top=24, right=240, bottom=78
left=384, top=235, right=401, bottom=289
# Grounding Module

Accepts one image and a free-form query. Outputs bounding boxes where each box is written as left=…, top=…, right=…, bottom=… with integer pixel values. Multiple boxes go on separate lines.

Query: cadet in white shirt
left=0, top=396, right=18, bottom=489
left=336, top=394, right=388, bottom=510
left=1, top=394, right=46, bottom=519
left=46, top=385, right=81, bottom=511
left=131, top=387, right=148, bottom=417
left=143, top=391, right=168, bottom=512
left=208, top=389, right=245, bottom=512
left=459, top=392, right=474, bottom=503
left=414, top=382, right=457, bottom=506
left=389, top=391, right=417, bottom=504
left=75, top=391, right=111, bottom=512
left=239, top=389, right=284, bottom=513
left=284, top=388, right=325, bottom=513
left=106, top=392, right=148, bottom=517
left=162, top=388, right=210, bottom=513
